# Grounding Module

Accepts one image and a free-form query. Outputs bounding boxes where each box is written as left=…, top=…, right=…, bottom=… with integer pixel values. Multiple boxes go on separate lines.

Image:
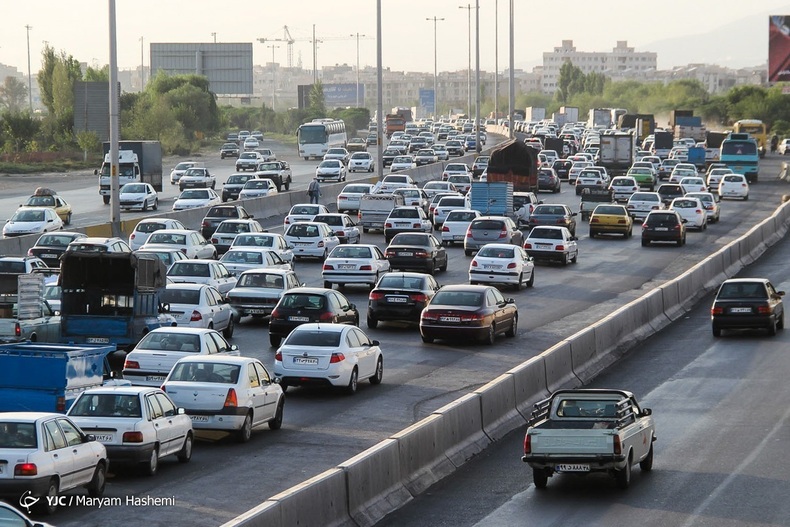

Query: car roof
left=169, top=355, right=256, bottom=365
left=149, top=229, right=195, bottom=235
left=238, top=268, right=293, bottom=277
left=147, top=327, right=217, bottom=335
left=721, top=278, right=770, bottom=284
left=166, top=282, right=211, bottom=290
left=78, top=386, right=162, bottom=396
left=436, top=284, right=493, bottom=292
left=290, top=322, right=347, bottom=333
left=0, top=412, right=63, bottom=422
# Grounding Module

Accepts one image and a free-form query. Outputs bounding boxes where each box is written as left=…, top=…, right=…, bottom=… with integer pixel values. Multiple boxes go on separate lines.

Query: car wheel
left=87, top=462, right=107, bottom=497
left=236, top=412, right=253, bottom=443
left=102, top=195, right=110, bottom=205
left=677, top=237, right=683, bottom=247
left=363, top=227, right=369, bottom=233
left=421, top=334, right=434, bottom=343
left=439, top=257, right=448, bottom=272
left=641, top=239, right=649, bottom=247
left=527, top=268, right=535, bottom=287
left=531, top=468, right=550, bottom=490
left=367, top=315, right=378, bottom=329
left=37, top=479, right=59, bottom=515
left=769, top=317, right=778, bottom=336
left=640, top=443, right=654, bottom=471
left=269, top=399, right=284, bottom=430
left=152, top=199, right=158, bottom=211
left=177, top=432, right=193, bottom=463
left=627, top=228, right=632, bottom=238
left=223, top=316, right=234, bottom=338
left=589, top=231, right=596, bottom=239
left=744, top=194, right=749, bottom=201
left=370, top=356, right=383, bottom=385
left=571, top=251, right=578, bottom=263
left=563, top=253, right=570, bottom=266
left=345, top=368, right=358, bottom=395
left=143, top=445, right=159, bottom=476
left=615, top=454, right=631, bottom=489
left=465, top=249, right=473, bottom=256
left=269, top=334, right=282, bottom=347
left=484, top=324, right=496, bottom=345
left=142, top=200, right=148, bottom=212
left=65, top=212, right=72, bottom=225
left=515, top=273, right=525, bottom=291
left=778, top=313, right=785, bottom=330
left=429, top=259, right=437, bottom=275
left=506, top=315, right=518, bottom=338
left=323, top=281, right=332, bottom=289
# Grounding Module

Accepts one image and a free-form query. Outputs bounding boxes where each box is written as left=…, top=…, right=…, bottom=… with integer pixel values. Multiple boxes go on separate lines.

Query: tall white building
left=542, top=40, right=657, bottom=94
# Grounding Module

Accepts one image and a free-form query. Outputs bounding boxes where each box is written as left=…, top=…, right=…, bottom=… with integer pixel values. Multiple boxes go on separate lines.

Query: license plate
left=484, top=265, right=502, bottom=270
left=440, top=316, right=461, bottom=322
left=556, top=464, right=590, bottom=472
left=387, top=296, right=408, bottom=303
left=399, top=252, right=413, bottom=257
left=293, top=357, right=318, bottom=365
left=42, top=253, right=57, bottom=259
left=730, top=307, right=752, bottom=313
left=86, top=337, right=110, bottom=344
left=289, top=316, right=310, bottom=322
left=339, top=264, right=355, bottom=270
left=146, top=375, right=166, bottom=382
left=536, top=244, right=552, bottom=249
left=248, top=309, right=267, bottom=314
left=190, top=415, right=209, bottom=422
left=396, top=222, right=409, bottom=227
left=655, top=227, right=669, bottom=231
left=94, top=434, right=113, bottom=443
left=453, top=235, right=463, bottom=240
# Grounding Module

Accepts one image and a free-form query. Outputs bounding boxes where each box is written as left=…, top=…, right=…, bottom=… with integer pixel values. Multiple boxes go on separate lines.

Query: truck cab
left=96, top=150, right=139, bottom=205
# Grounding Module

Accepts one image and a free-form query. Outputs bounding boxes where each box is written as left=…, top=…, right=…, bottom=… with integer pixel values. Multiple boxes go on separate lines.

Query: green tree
left=308, top=81, right=326, bottom=116
left=83, top=65, right=109, bottom=82
left=0, top=77, right=28, bottom=112
left=75, top=130, right=100, bottom=161
left=0, top=111, right=40, bottom=152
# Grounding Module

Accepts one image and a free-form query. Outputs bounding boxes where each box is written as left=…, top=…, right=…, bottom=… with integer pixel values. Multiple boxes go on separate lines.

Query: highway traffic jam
left=0, top=111, right=783, bottom=525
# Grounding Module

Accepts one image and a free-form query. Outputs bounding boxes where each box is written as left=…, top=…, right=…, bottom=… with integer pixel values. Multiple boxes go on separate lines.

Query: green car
left=626, top=167, right=656, bottom=191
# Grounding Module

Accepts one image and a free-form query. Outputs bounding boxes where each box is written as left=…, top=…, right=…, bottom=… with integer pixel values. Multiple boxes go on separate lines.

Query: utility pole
left=108, top=0, right=121, bottom=236
left=267, top=45, right=279, bottom=110
left=350, top=33, right=366, bottom=107
left=312, top=24, right=317, bottom=84
left=508, top=0, right=515, bottom=139
left=139, top=36, right=145, bottom=90
left=494, top=0, right=498, bottom=122
left=211, top=32, right=217, bottom=43
left=376, top=0, right=384, bottom=181
left=475, top=0, right=481, bottom=153
left=459, top=4, right=473, bottom=118
left=425, top=17, right=445, bottom=119
left=25, top=25, right=32, bottom=112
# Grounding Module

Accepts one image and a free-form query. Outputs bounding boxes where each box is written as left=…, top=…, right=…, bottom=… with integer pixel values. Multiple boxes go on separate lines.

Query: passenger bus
left=719, top=133, right=759, bottom=183
left=732, top=119, right=767, bottom=158
left=297, top=119, right=347, bottom=160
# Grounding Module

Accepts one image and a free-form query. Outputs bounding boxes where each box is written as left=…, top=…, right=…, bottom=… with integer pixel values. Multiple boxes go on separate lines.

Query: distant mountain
left=639, top=9, right=788, bottom=70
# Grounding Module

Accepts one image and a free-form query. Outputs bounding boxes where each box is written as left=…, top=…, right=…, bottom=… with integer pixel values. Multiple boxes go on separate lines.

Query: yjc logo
left=19, top=491, right=39, bottom=514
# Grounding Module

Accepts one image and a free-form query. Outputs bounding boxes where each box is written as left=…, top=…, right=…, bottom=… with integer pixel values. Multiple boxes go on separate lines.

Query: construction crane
left=257, top=26, right=298, bottom=68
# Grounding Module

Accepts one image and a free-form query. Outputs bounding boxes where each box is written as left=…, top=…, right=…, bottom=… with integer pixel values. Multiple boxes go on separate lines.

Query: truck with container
left=598, top=131, right=636, bottom=177
left=652, top=130, right=674, bottom=159
left=358, top=193, right=406, bottom=233
left=486, top=140, right=539, bottom=193
left=0, top=274, right=60, bottom=344
left=610, top=108, right=627, bottom=130
left=634, top=118, right=655, bottom=143
left=0, top=342, right=126, bottom=412
left=385, top=114, right=406, bottom=137
left=674, top=115, right=706, bottom=142
left=97, top=140, right=163, bottom=204
left=704, top=131, right=729, bottom=163
left=618, top=114, right=655, bottom=134
left=524, top=107, right=546, bottom=123
left=669, top=110, right=694, bottom=129
left=59, top=252, right=174, bottom=372
left=588, top=108, right=612, bottom=129
left=468, top=181, right=514, bottom=218
left=521, top=389, right=656, bottom=489
left=559, top=106, right=580, bottom=124
left=686, top=146, right=707, bottom=170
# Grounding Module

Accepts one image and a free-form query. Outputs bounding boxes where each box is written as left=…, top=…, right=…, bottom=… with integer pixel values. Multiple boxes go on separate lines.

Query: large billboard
left=419, top=88, right=435, bottom=114
left=297, top=83, right=364, bottom=109
left=769, top=16, right=790, bottom=83
left=150, top=43, right=253, bottom=95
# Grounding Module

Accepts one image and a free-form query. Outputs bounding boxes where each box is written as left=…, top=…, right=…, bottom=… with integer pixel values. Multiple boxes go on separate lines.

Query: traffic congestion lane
left=52, top=167, right=789, bottom=526
left=377, top=232, right=790, bottom=527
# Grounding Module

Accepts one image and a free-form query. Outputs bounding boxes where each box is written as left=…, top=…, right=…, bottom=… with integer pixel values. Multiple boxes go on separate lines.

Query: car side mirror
left=230, top=344, right=239, bottom=351
left=178, top=407, right=186, bottom=415
left=641, top=408, right=652, bottom=417
left=681, top=219, right=688, bottom=224
left=370, top=340, right=380, bottom=347
left=778, top=291, right=786, bottom=296
left=349, top=303, right=356, bottom=310
left=160, top=303, right=170, bottom=313
left=85, top=434, right=97, bottom=442
left=506, top=298, right=516, bottom=304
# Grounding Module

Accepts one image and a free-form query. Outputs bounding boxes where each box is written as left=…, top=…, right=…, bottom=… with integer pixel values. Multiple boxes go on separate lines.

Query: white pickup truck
left=522, top=389, right=656, bottom=489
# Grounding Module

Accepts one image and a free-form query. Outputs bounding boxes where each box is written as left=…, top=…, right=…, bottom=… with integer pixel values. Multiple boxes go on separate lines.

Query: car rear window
left=645, top=214, right=679, bottom=227
left=285, top=330, right=342, bottom=347
left=446, top=211, right=478, bottom=222
left=286, top=224, right=320, bottom=237
left=594, top=206, right=625, bottom=215
left=314, top=215, right=342, bottom=226
left=331, top=246, right=372, bottom=259
left=717, top=282, right=767, bottom=300
left=168, top=362, right=240, bottom=383
left=529, top=228, right=564, bottom=240
left=389, top=208, right=419, bottom=218
left=137, top=332, right=201, bottom=352
left=391, top=234, right=429, bottom=245
left=148, top=233, right=185, bottom=245
left=234, top=235, right=273, bottom=247
left=0, top=261, right=25, bottom=273
left=222, top=251, right=263, bottom=264
left=69, top=394, right=142, bottom=418
left=438, top=198, right=466, bottom=207
left=280, top=294, right=326, bottom=310
left=478, top=246, right=515, bottom=258
left=432, top=290, right=483, bottom=307
left=378, top=275, right=424, bottom=289
left=0, top=423, right=38, bottom=448
left=169, top=263, right=210, bottom=277
left=161, top=289, right=200, bottom=305
left=136, top=222, right=166, bottom=234
left=471, top=220, right=505, bottom=230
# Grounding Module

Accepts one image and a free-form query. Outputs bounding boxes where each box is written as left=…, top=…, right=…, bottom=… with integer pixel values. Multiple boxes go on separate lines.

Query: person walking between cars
left=771, top=134, right=779, bottom=154
left=308, top=177, right=322, bottom=204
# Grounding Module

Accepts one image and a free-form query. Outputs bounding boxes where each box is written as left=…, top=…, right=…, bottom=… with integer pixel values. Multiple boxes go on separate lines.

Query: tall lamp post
left=508, top=0, right=515, bottom=140
left=350, top=33, right=366, bottom=107
left=474, top=0, right=480, bottom=153
left=25, top=25, right=32, bottom=112
left=211, top=32, right=217, bottom=43
left=494, top=0, right=498, bottom=122
left=425, top=17, right=444, bottom=119
left=459, top=4, right=473, bottom=118
left=139, top=36, right=145, bottom=90
left=267, top=45, right=279, bottom=110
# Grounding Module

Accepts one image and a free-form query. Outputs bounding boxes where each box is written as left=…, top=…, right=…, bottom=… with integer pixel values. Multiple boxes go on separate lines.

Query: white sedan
left=348, top=152, right=374, bottom=173
left=2, top=207, right=63, bottom=238
left=162, top=355, right=284, bottom=442
left=273, top=323, right=383, bottom=395
left=284, top=204, right=330, bottom=230
left=315, top=159, right=347, bottom=182
left=284, top=222, right=340, bottom=259
left=441, top=163, right=472, bottom=180
left=423, top=181, right=460, bottom=199
left=67, top=386, right=193, bottom=476
left=389, top=156, right=417, bottom=173
left=128, top=218, right=186, bottom=251
left=219, top=248, right=292, bottom=274
left=167, top=259, right=237, bottom=294
left=718, top=173, right=749, bottom=200
left=670, top=196, right=707, bottom=230
left=140, top=229, right=217, bottom=259
left=313, top=213, right=361, bottom=244
left=441, top=209, right=482, bottom=246
left=679, top=177, right=707, bottom=194
left=230, top=232, right=294, bottom=266
left=238, top=178, right=278, bottom=200
left=322, top=244, right=390, bottom=290
left=686, top=191, right=721, bottom=223
left=523, top=226, right=579, bottom=266
left=0, top=413, right=108, bottom=515
left=172, top=188, right=221, bottom=211
left=160, top=282, right=235, bottom=337
left=469, top=243, right=535, bottom=290
left=122, top=327, right=240, bottom=386
left=119, top=183, right=158, bottom=211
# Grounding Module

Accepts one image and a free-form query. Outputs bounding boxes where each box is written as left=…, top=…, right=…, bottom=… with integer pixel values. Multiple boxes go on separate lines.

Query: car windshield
left=137, top=332, right=201, bottom=352
left=280, top=294, right=326, bottom=309
left=237, top=273, right=284, bottom=288
left=25, top=195, right=56, bottom=206
left=38, top=234, right=78, bottom=247
left=717, top=282, right=768, bottom=300
left=343, top=185, right=371, bottom=194
left=438, top=198, right=465, bottom=208
left=431, top=290, right=483, bottom=307
left=161, top=288, right=201, bottom=304
left=12, top=210, right=45, bottom=221
left=285, top=330, right=342, bottom=347
left=184, top=169, right=206, bottom=177
left=227, top=175, right=251, bottom=185
left=234, top=234, right=274, bottom=247
left=175, top=162, right=195, bottom=170
left=169, top=362, right=241, bottom=383
left=471, top=220, right=505, bottom=230
left=257, top=163, right=279, bottom=171
left=135, top=222, right=167, bottom=234
left=179, top=190, right=209, bottom=199
left=529, top=228, right=564, bottom=239
left=286, top=224, right=320, bottom=237
left=243, top=181, right=270, bottom=190
left=478, top=246, right=515, bottom=258
left=446, top=211, right=477, bottom=222
left=121, top=184, right=147, bottom=193
left=351, top=153, right=371, bottom=159
left=169, top=262, right=210, bottom=277
left=148, top=233, right=186, bottom=245
left=0, top=423, right=38, bottom=448
left=70, top=394, right=143, bottom=418
left=331, top=246, right=372, bottom=258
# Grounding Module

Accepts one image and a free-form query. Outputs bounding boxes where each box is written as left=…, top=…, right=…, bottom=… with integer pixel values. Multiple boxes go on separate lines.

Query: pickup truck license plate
left=556, top=464, right=590, bottom=472
left=730, top=307, right=752, bottom=313
left=146, top=375, right=166, bottom=382
left=86, top=337, right=110, bottom=344
left=95, top=434, right=113, bottom=443
left=289, top=316, right=310, bottom=322
left=293, top=357, right=318, bottom=365
left=190, top=415, right=209, bottom=423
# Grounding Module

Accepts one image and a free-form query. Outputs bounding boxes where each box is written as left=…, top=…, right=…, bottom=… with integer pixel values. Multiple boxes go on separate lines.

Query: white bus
left=297, top=119, right=347, bottom=160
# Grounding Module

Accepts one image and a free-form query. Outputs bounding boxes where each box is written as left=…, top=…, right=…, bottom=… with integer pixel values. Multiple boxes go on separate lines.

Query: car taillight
left=211, top=238, right=218, bottom=244
left=627, top=205, right=634, bottom=209
left=498, top=229, right=508, bottom=239
left=275, top=351, right=282, bottom=361
left=617, top=219, right=627, bottom=224
left=413, top=223, right=421, bottom=228
left=555, top=245, right=565, bottom=251
left=123, top=431, right=144, bottom=443
left=124, top=360, right=140, bottom=369
left=385, top=250, right=396, bottom=257
left=507, top=262, right=517, bottom=269
left=524, top=242, right=532, bottom=249
left=651, top=206, right=659, bottom=210
left=523, top=434, right=531, bottom=455
left=757, top=306, right=772, bottom=314
left=270, top=307, right=281, bottom=319
left=385, top=222, right=393, bottom=228
left=590, top=218, right=599, bottom=223
left=190, top=310, right=203, bottom=322
left=433, top=209, right=439, bottom=215
left=466, top=229, right=473, bottom=238
left=56, top=396, right=66, bottom=412
left=317, top=241, right=325, bottom=247
left=414, top=251, right=429, bottom=258
left=330, top=352, right=345, bottom=363
left=223, top=388, right=238, bottom=407
left=181, top=248, right=188, bottom=254
left=201, top=221, right=209, bottom=228
left=696, top=209, right=702, bottom=214
left=14, top=463, right=37, bottom=476
left=471, top=260, right=479, bottom=267
left=460, top=313, right=483, bottom=322
left=442, top=225, right=450, bottom=232
left=410, top=293, right=427, bottom=302
left=613, top=435, right=622, bottom=455
left=14, top=323, right=21, bottom=337
left=130, top=233, right=136, bottom=240
left=359, top=265, right=372, bottom=270
left=422, top=311, right=439, bottom=321
left=338, top=195, right=348, bottom=200
left=358, top=212, right=362, bottom=220
left=711, top=306, right=724, bottom=315
left=370, top=291, right=385, bottom=301
left=323, top=264, right=334, bottom=270
left=319, top=312, right=334, bottom=322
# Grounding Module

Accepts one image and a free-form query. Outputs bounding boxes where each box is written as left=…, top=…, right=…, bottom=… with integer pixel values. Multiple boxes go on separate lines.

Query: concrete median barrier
left=675, top=271, right=696, bottom=311
left=642, top=288, right=670, bottom=333
left=474, top=373, right=525, bottom=442
left=567, top=327, right=597, bottom=384
left=391, top=414, right=456, bottom=496
left=264, top=468, right=349, bottom=527
left=338, top=439, right=412, bottom=527
left=761, top=215, right=781, bottom=247
left=508, top=356, right=549, bottom=420
left=430, top=393, right=489, bottom=467
left=542, top=340, right=578, bottom=392
left=661, top=280, right=683, bottom=321
left=220, top=500, right=280, bottom=527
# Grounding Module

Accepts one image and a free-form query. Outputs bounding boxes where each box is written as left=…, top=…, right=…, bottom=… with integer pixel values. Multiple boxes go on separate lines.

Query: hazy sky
left=2, top=0, right=789, bottom=75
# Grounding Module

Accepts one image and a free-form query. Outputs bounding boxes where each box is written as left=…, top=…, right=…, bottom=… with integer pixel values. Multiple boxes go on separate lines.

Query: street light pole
left=376, top=0, right=384, bottom=181
left=108, top=0, right=121, bottom=236
left=25, top=25, right=32, bottom=112
left=350, top=33, right=366, bottom=107
left=139, top=36, right=145, bottom=90
left=508, top=0, right=515, bottom=140
left=459, top=4, right=472, bottom=118
left=267, top=45, right=279, bottom=110
left=211, top=32, right=216, bottom=43
left=494, top=0, right=498, bottom=122
left=474, top=0, right=480, bottom=153
left=425, top=17, right=444, bottom=119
